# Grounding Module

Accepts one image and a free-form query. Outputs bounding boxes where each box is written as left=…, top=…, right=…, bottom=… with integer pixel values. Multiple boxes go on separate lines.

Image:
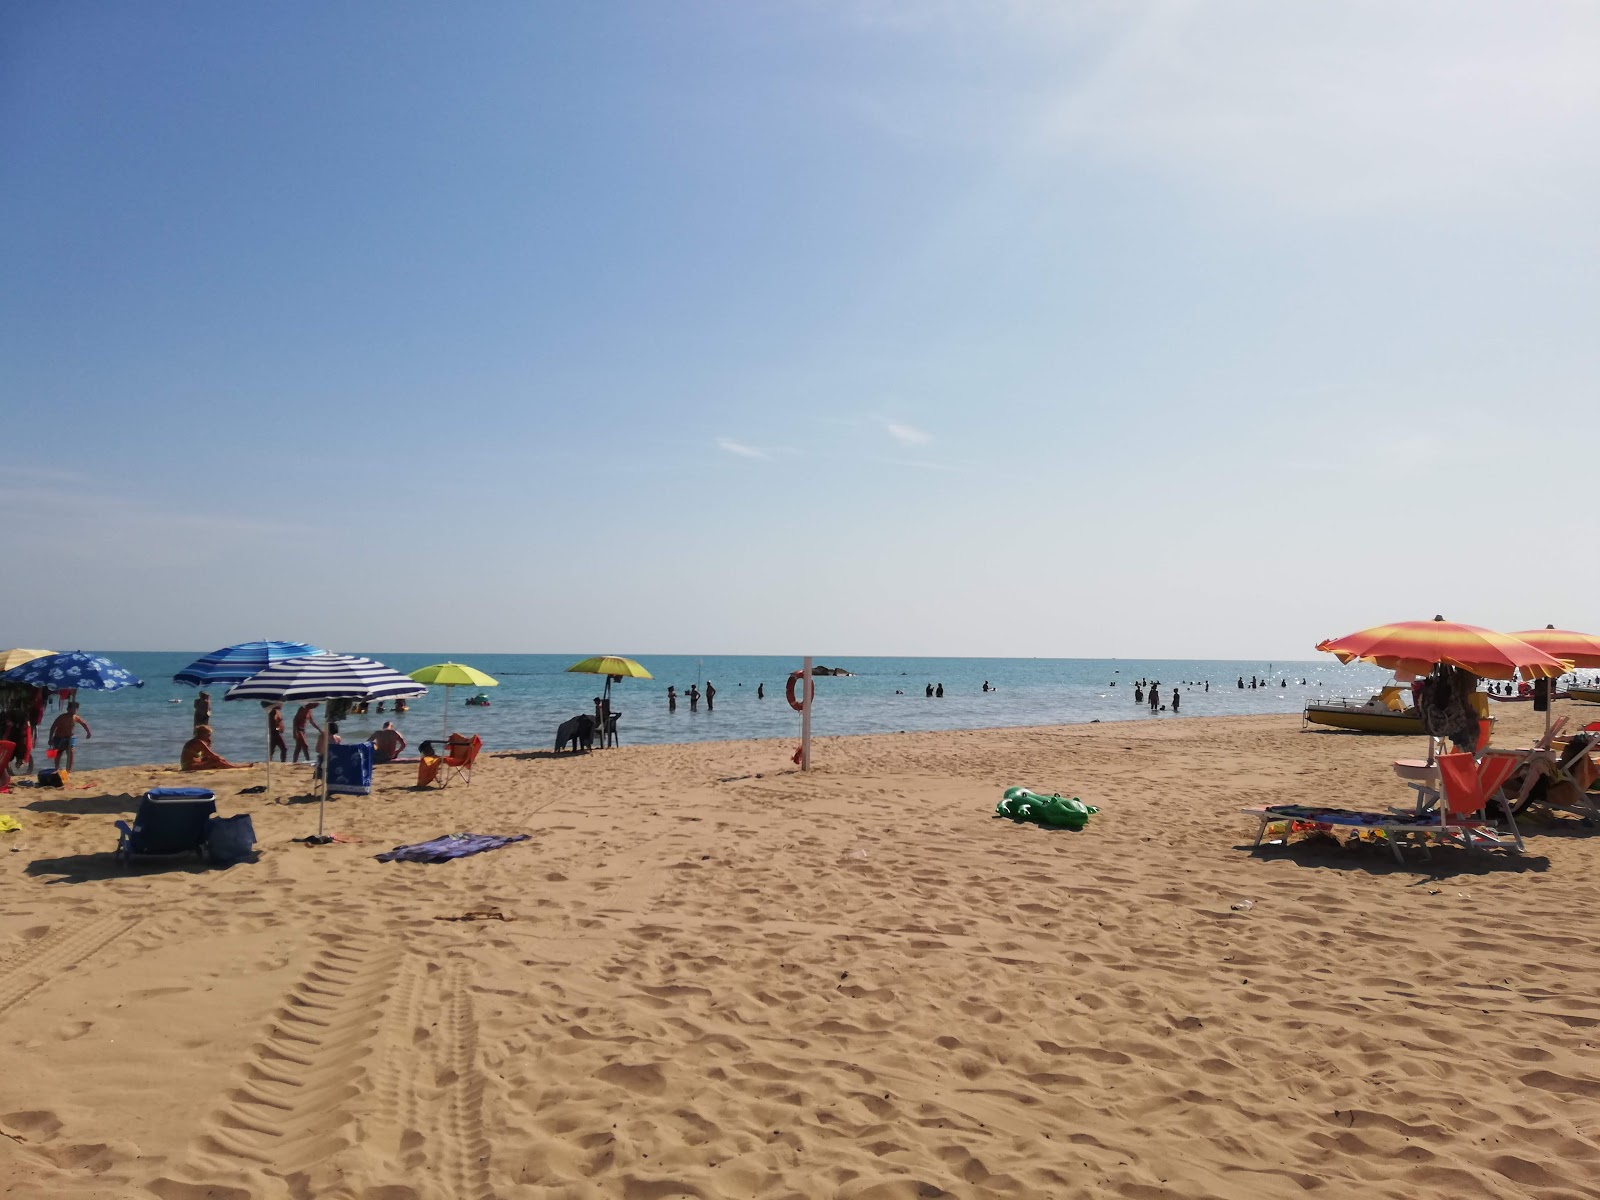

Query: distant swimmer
left=1172, top=688, right=1180, bottom=713
left=667, top=686, right=677, bottom=712
left=935, top=683, right=944, bottom=698
left=926, top=683, right=934, bottom=698
left=757, top=682, right=764, bottom=700
left=982, top=681, right=991, bottom=692
left=1134, top=686, right=1144, bottom=703
left=705, top=680, right=716, bottom=711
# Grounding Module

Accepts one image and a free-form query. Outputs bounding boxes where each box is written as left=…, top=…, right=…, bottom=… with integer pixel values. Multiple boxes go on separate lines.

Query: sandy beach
left=4, top=701, right=1600, bottom=1200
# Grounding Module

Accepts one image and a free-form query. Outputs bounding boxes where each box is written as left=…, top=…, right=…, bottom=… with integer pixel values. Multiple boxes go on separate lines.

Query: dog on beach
left=555, top=714, right=595, bottom=754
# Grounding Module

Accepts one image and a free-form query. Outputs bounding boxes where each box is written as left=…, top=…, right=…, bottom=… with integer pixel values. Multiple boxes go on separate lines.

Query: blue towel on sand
left=375, top=832, right=529, bottom=863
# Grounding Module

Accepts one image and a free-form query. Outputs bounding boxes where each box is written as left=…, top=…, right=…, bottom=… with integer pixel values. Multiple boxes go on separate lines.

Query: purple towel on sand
left=375, top=833, right=529, bottom=863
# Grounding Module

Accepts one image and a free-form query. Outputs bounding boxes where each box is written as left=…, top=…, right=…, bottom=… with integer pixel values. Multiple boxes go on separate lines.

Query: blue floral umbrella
left=0, top=651, right=143, bottom=691
left=174, top=641, right=323, bottom=686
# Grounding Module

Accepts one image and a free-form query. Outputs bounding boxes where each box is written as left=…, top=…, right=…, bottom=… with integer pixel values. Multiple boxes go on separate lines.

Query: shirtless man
left=292, top=703, right=320, bottom=762
left=370, top=721, right=406, bottom=764
left=48, top=703, right=91, bottom=772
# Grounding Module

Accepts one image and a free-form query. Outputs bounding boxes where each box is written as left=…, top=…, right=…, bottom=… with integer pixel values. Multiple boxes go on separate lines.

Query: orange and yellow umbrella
left=1508, top=626, right=1600, bottom=670
left=1316, top=616, right=1567, bottom=680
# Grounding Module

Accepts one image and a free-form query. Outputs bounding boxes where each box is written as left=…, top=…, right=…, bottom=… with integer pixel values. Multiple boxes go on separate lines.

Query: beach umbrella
left=0, top=651, right=144, bottom=691
left=225, top=654, right=427, bottom=839
left=1508, top=626, right=1600, bottom=735
left=173, top=642, right=324, bottom=799
left=1507, top=627, right=1600, bottom=669
left=566, top=655, right=652, bottom=710
left=1316, top=617, right=1566, bottom=681
left=173, top=641, right=323, bottom=686
left=407, top=662, right=499, bottom=740
left=0, top=649, right=52, bottom=673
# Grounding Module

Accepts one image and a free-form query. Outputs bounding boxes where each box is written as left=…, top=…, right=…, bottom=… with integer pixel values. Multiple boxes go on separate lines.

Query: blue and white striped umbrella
left=224, top=653, right=427, bottom=705
left=174, top=641, right=323, bottom=686
left=0, top=651, right=143, bottom=691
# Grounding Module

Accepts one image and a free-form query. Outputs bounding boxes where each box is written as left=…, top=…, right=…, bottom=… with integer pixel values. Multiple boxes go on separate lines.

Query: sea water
left=38, top=653, right=1390, bottom=770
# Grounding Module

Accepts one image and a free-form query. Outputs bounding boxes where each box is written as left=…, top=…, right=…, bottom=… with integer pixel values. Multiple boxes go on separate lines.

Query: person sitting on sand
left=181, top=725, right=248, bottom=772
left=371, top=721, right=406, bottom=764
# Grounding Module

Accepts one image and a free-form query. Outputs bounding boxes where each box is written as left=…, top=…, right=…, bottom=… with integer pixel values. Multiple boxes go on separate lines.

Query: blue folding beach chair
left=114, top=788, right=217, bottom=864
left=326, top=742, right=374, bottom=797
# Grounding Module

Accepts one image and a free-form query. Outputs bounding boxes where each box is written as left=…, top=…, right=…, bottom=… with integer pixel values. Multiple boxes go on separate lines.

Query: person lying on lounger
left=181, top=725, right=250, bottom=772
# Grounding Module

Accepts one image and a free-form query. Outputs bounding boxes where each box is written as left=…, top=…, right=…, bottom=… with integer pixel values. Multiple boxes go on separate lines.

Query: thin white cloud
left=882, top=420, right=932, bottom=446
left=715, top=437, right=770, bottom=459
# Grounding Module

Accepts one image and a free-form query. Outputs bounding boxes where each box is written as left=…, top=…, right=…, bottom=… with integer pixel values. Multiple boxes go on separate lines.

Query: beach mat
left=375, top=832, right=529, bottom=863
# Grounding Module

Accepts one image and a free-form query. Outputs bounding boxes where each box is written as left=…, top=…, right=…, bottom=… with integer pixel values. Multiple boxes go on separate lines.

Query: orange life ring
left=786, top=671, right=812, bottom=712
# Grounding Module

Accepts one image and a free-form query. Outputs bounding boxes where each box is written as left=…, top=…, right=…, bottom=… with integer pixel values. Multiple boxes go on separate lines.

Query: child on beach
left=48, top=703, right=91, bottom=772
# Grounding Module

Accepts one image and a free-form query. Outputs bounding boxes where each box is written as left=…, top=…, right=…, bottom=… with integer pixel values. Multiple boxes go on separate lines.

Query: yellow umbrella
left=408, top=662, right=499, bottom=741
left=566, top=655, right=652, bottom=714
left=0, top=649, right=53, bottom=674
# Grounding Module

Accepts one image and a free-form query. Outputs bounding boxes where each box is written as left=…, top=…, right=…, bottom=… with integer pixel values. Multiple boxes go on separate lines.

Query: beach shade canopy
left=408, top=662, right=499, bottom=740
left=566, top=655, right=652, bottom=713
left=1316, top=617, right=1567, bottom=681
left=1508, top=627, right=1600, bottom=670
left=224, top=653, right=427, bottom=705
left=0, top=651, right=144, bottom=691
left=407, top=662, right=499, bottom=689
left=174, top=641, right=324, bottom=686
left=566, top=656, right=653, bottom=681
left=225, top=654, right=427, bottom=840
left=0, top=649, right=53, bottom=674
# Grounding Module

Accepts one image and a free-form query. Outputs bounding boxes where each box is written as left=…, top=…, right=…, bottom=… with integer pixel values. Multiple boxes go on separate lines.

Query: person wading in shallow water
left=1172, top=688, right=1180, bottom=713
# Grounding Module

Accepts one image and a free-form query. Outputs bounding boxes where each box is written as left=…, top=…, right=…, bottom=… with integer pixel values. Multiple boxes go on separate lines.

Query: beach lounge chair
left=418, top=734, right=481, bottom=788
left=326, top=742, right=374, bottom=797
left=1245, top=750, right=1524, bottom=863
left=114, top=788, right=217, bottom=864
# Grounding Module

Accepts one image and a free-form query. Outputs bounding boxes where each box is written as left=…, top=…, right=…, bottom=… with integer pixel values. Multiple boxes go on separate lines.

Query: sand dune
left=5, top=702, right=1600, bottom=1199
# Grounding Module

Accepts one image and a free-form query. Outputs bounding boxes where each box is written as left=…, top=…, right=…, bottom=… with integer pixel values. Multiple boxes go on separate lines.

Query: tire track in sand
left=366, top=957, right=493, bottom=1200
left=180, top=931, right=401, bottom=1189
left=0, top=916, right=138, bottom=1016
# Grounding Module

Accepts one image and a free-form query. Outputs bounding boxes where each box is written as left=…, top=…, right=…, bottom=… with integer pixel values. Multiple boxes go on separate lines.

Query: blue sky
left=4, top=2, right=1597, bottom=657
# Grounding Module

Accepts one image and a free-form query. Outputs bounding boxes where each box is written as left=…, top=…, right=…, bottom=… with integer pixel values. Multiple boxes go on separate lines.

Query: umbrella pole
left=444, top=684, right=452, bottom=743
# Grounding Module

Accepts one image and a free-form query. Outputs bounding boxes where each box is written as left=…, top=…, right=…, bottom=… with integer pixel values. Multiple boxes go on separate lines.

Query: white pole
left=800, top=655, right=813, bottom=771
left=443, top=684, right=452, bottom=743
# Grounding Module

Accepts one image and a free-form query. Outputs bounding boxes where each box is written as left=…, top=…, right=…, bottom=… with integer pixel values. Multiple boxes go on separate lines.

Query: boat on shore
left=1569, top=687, right=1600, bottom=705
left=1303, top=685, right=1425, bottom=735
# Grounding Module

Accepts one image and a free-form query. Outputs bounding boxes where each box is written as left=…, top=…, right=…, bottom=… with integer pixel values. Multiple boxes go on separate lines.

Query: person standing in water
left=1148, top=687, right=1159, bottom=713
left=757, top=682, right=764, bottom=699
left=935, top=683, right=944, bottom=698
left=667, top=686, right=677, bottom=712
left=1134, top=685, right=1144, bottom=703
left=705, top=681, right=716, bottom=711
left=1172, top=688, right=1180, bottom=713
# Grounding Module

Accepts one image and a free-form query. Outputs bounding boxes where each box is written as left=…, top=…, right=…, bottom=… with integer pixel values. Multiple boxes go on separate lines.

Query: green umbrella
left=408, top=662, right=499, bottom=740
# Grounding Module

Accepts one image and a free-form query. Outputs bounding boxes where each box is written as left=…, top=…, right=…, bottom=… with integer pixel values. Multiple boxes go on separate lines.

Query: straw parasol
left=0, top=649, right=52, bottom=674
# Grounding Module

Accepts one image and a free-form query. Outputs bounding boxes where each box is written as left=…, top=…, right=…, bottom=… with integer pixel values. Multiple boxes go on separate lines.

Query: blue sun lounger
left=114, top=788, right=217, bottom=864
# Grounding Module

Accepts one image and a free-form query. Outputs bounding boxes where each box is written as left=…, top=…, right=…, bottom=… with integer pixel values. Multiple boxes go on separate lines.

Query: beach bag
left=207, top=814, right=256, bottom=864
left=38, top=769, right=67, bottom=788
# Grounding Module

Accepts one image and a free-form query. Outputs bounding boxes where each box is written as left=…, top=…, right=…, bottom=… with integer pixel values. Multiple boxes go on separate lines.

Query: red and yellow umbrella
left=1316, top=616, right=1567, bottom=680
left=1508, top=626, right=1600, bottom=670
